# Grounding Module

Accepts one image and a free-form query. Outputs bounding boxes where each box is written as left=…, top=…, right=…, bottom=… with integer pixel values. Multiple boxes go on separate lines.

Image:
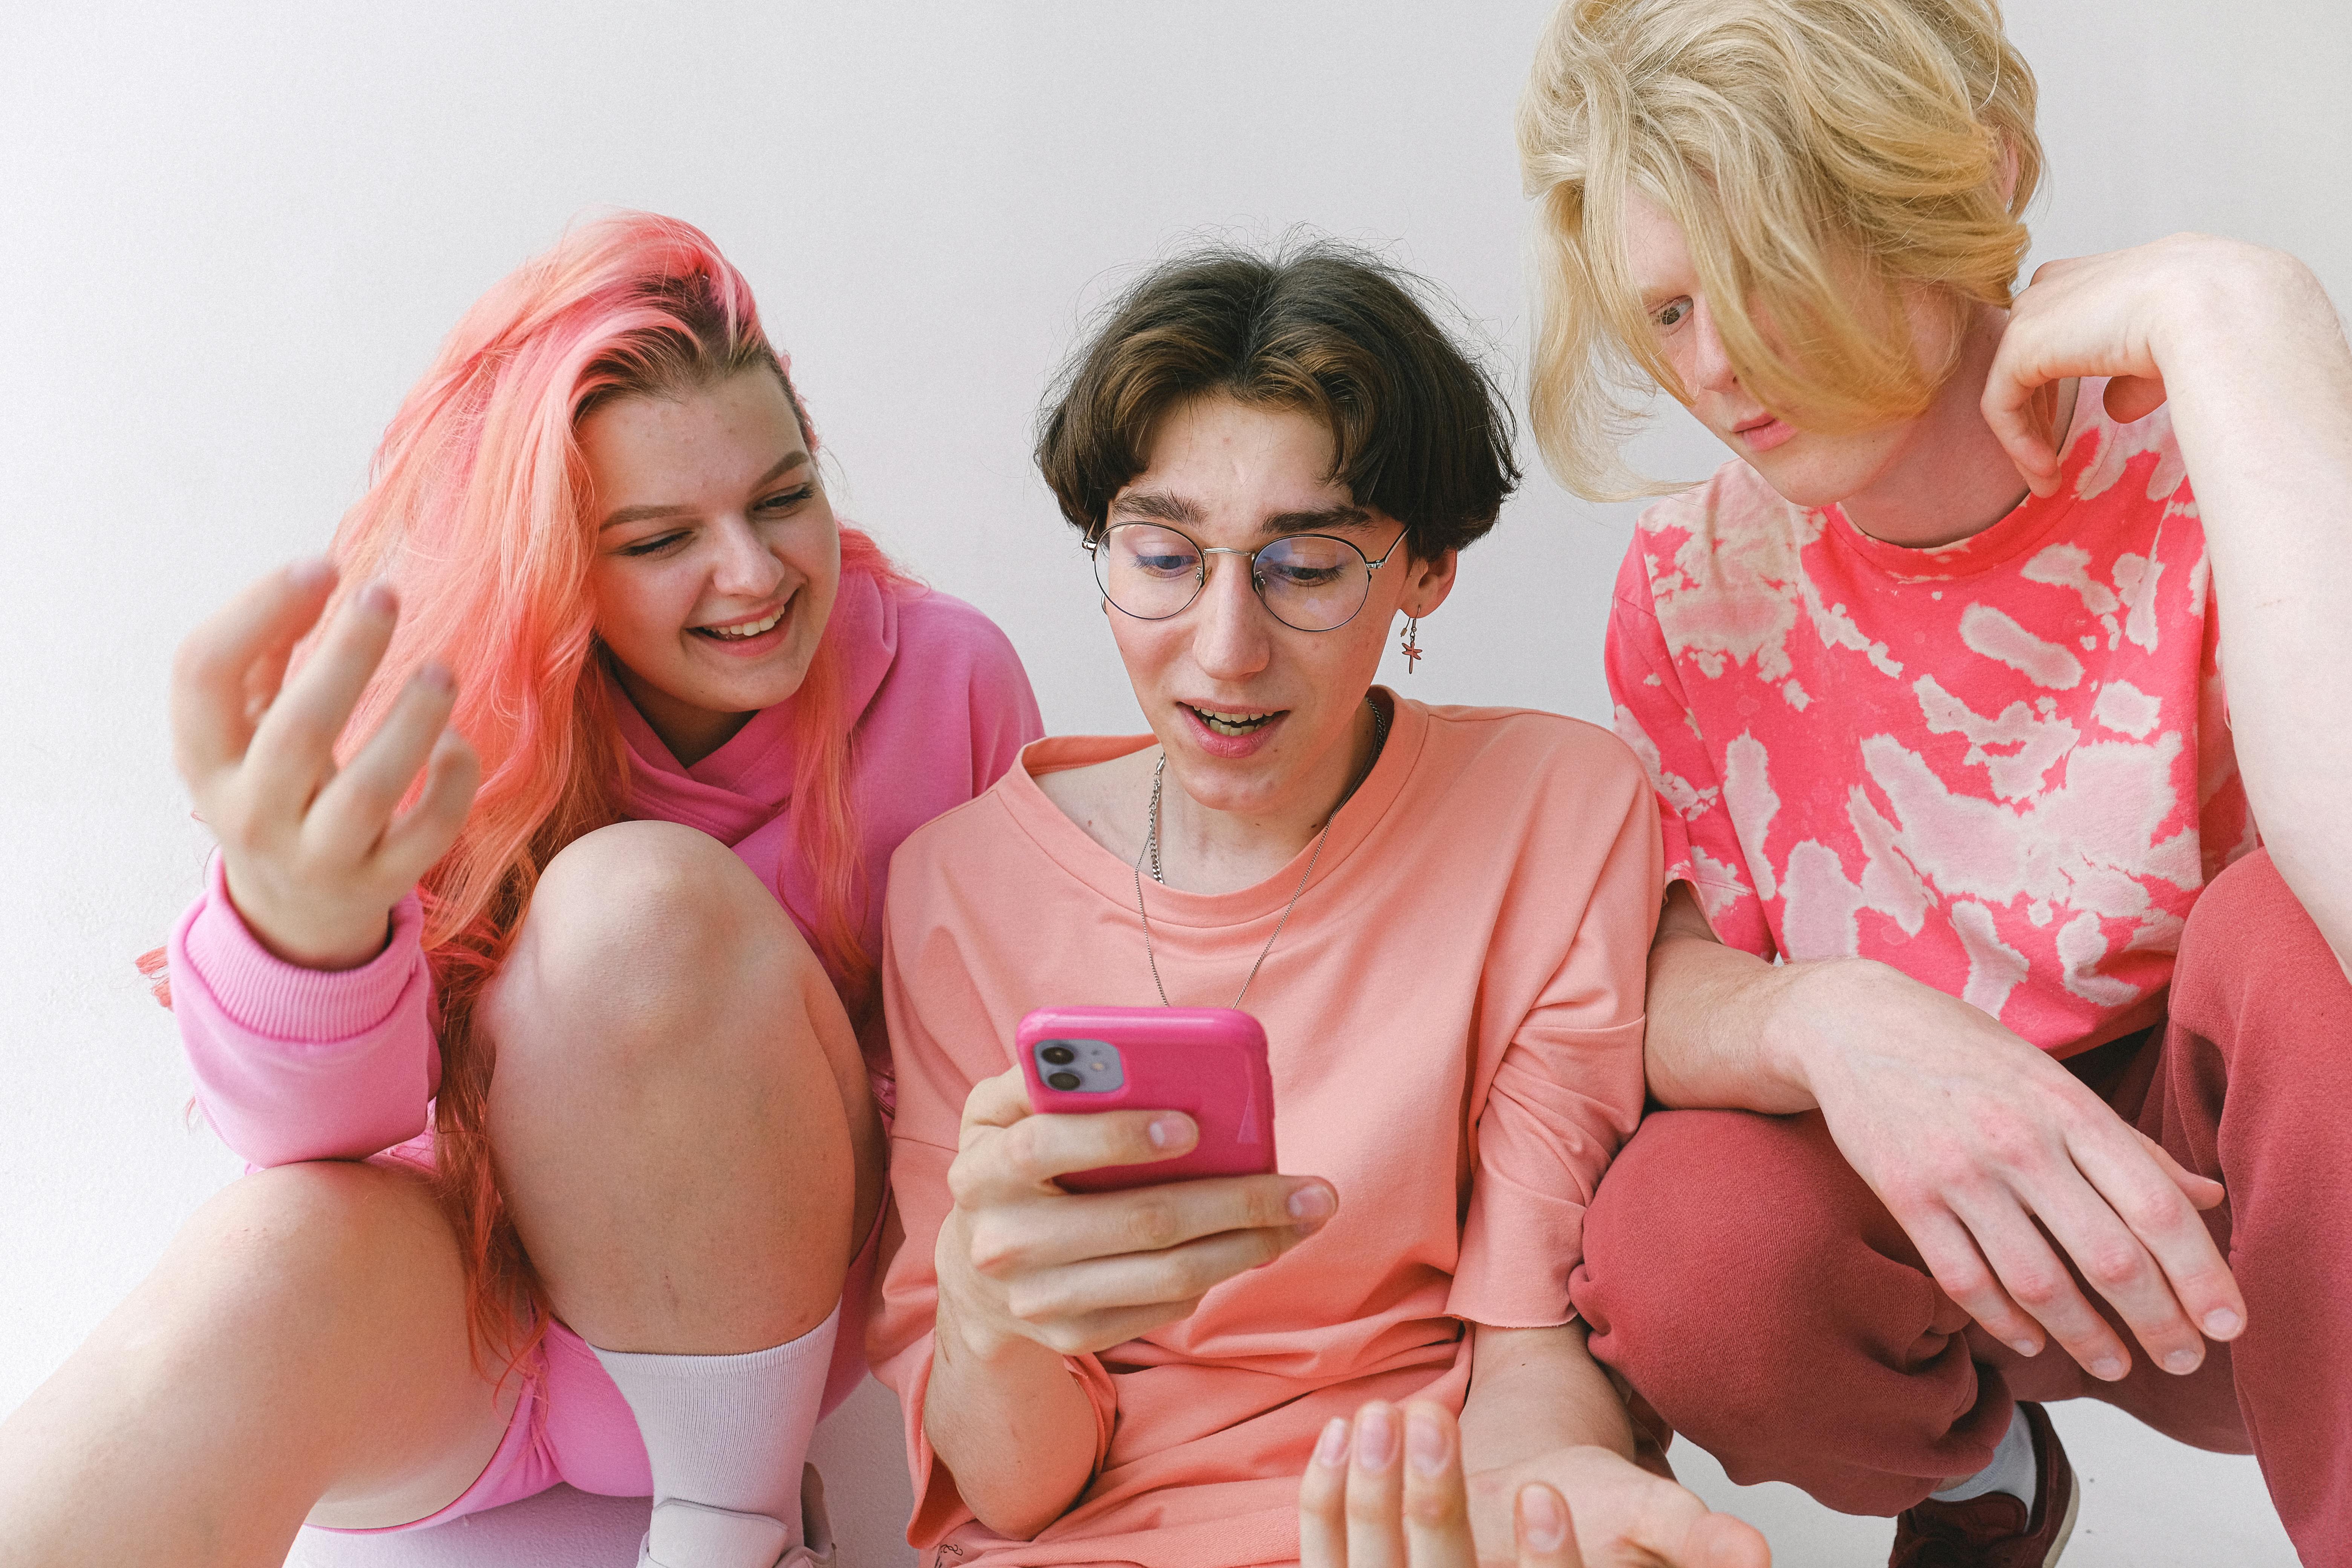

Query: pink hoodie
left=167, top=574, right=1042, bottom=1170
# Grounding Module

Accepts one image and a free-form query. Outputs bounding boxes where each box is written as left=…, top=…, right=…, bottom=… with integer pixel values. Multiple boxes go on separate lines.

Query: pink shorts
left=323, top=1200, right=885, bottom=1535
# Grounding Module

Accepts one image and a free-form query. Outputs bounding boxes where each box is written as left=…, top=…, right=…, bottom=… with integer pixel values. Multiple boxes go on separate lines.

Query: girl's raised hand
left=936, top=1067, right=1338, bottom=1359
left=170, top=561, right=479, bottom=970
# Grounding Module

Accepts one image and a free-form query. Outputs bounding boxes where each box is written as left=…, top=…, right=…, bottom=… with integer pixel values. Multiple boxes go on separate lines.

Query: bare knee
left=126, top=1161, right=459, bottom=1376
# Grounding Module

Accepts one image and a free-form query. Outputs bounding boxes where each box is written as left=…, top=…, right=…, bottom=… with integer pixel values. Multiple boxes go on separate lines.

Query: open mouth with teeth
left=1183, top=703, right=1281, bottom=737
left=695, top=605, right=787, bottom=642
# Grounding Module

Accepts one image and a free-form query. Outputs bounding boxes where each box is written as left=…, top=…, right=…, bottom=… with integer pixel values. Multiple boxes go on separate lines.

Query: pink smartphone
left=1015, top=1006, right=1277, bottom=1194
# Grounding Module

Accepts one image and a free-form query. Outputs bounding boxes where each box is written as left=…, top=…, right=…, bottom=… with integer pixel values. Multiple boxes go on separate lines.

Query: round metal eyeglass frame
left=1085, top=521, right=1409, bottom=632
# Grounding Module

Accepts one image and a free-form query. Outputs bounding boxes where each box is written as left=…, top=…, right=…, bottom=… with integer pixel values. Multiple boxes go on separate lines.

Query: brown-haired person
left=867, top=242, right=1771, bottom=1568
left=1520, top=0, right=2352, bottom=1563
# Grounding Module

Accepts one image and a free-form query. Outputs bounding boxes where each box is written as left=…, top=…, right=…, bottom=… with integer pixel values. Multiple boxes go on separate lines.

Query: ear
left=1403, top=548, right=1460, bottom=619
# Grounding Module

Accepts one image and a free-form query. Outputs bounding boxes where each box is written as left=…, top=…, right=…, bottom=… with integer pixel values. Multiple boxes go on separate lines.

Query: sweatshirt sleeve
left=169, top=854, right=441, bottom=1167
left=1446, top=741, right=1661, bottom=1329
left=868, top=849, right=1116, bottom=1550
left=965, top=617, right=1045, bottom=793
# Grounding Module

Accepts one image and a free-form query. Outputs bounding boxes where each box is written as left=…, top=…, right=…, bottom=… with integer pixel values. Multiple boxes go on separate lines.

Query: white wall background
left=3, top=2, right=2346, bottom=1563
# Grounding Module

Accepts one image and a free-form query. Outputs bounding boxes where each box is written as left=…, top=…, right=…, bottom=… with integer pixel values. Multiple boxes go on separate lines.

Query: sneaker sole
left=2040, top=1463, right=2081, bottom=1568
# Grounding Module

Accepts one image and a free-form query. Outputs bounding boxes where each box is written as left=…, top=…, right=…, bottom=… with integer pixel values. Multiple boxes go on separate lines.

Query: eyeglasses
left=1086, top=521, right=1407, bottom=633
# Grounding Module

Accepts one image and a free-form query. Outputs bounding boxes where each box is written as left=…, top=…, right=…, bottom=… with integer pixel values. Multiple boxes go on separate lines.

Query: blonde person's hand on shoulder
left=1299, top=1401, right=1767, bottom=1568
left=934, top=1066, right=1338, bottom=1361
left=171, top=560, right=479, bottom=971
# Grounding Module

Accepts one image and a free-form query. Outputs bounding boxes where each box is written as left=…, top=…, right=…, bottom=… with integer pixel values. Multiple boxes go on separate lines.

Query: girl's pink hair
left=318, top=211, right=904, bottom=1368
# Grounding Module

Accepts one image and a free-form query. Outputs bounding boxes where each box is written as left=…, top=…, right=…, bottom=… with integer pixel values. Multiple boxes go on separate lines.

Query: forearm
left=2160, top=247, right=2352, bottom=967
left=1643, top=884, right=1856, bottom=1113
left=1458, top=1323, right=1632, bottom=1475
left=921, top=1294, right=1100, bottom=1540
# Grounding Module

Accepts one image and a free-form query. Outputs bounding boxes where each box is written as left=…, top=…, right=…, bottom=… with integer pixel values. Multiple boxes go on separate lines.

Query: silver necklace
left=1133, top=695, right=1390, bottom=1009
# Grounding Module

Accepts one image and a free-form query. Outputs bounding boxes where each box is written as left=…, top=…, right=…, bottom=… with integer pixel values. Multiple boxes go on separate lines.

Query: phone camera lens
left=1047, top=1070, right=1083, bottom=1091
left=1041, top=1044, right=1077, bottom=1066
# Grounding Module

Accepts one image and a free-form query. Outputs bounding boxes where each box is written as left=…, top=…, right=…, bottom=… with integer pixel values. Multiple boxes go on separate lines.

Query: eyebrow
left=597, top=449, right=811, bottom=531
left=1109, top=489, right=1369, bottom=539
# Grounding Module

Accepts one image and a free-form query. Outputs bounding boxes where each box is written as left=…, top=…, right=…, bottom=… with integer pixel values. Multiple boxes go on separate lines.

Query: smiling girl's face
left=580, top=369, right=842, bottom=765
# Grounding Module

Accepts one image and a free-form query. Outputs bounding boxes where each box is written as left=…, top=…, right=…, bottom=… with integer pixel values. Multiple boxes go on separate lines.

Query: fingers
left=1979, top=343, right=2064, bottom=498
left=241, top=579, right=403, bottom=810
left=1901, top=1205, right=2050, bottom=1361
left=372, top=723, right=482, bottom=888
left=2073, top=1130, right=2246, bottom=1350
left=1681, top=1511, right=1772, bottom=1568
left=998, top=1220, right=1317, bottom=1329
left=1343, top=1403, right=1407, bottom=1568
left=969, top=1169, right=1334, bottom=1278
left=1939, top=1192, right=2136, bottom=1380
left=2133, top=1129, right=2227, bottom=1212
left=306, top=663, right=462, bottom=865
left=1300, top=1418, right=1351, bottom=1568
left=1400, top=1405, right=1478, bottom=1568
left=1512, top=1484, right=1581, bottom=1568
left=170, top=559, right=338, bottom=790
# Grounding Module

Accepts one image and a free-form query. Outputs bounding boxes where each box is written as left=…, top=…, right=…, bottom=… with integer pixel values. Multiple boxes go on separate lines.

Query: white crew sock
left=590, top=1304, right=840, bottom=1568
left=1929, top=1404, right=2037, bottom=1508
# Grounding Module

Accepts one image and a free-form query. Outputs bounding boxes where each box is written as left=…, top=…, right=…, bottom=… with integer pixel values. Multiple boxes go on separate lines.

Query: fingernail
left=2093, top=1355, right=2127, bottom=1381
left=1519, top=1484, right=1567, bottom=1553
left=2204, top=1309, right=2242, bottom=1337
left=1146, top=1115, right=1191, bottom=1150
left=1288, top=1185, right=1335, bottom=1222
left=416, top=662, right=455, bottom=694
left=2010, top=1339, right=2041, bottom=1358
left=1352, top=1404, right=1396, bottom=1471
left=289, top=557, right=335, bottom=590
left=1315, top=1417, right=1349, bottom=1467
left=1404, top=1407, right=1449, bottom=1476
left=360, top=580, right=397, bottom=615
left=2164, top=1349, right=2199, bottom=1375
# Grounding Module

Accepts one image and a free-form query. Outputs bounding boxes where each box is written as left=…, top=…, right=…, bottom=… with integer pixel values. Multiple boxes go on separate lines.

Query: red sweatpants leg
left=1574, top=852, right=2350, bottom=1559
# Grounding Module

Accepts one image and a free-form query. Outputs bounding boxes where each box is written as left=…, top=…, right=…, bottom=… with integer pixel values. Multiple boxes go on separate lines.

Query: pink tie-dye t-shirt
left=1606, top=383, right=2256, bottom=1055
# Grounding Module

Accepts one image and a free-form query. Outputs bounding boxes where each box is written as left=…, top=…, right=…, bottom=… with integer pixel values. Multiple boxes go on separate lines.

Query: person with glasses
left=867, top=242, right=1771, bottom=1568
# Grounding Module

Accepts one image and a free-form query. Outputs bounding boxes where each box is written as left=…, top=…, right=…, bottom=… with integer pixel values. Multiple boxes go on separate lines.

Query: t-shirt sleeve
left=1605, top=544, right=1775, bottom=958
left=868, top=860, right=1117, bottom=1548
left=1445, top=742, right=1661, bottom=1329
left=169, top=854, right=441, bottom=1166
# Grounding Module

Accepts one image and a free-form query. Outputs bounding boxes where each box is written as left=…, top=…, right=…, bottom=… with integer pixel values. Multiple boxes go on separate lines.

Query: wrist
left=1759, top=957, right=1890, bottom=1105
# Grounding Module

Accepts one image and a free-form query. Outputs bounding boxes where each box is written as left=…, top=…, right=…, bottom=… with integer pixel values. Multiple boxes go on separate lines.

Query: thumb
left=1685, top=1511, right=1772, bottom=1568
left=1513, top=1482, right=1583, bottom=1568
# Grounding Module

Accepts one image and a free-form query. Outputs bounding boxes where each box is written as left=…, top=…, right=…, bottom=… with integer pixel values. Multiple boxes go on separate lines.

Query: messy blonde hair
left=1518, top=0, right=2041, bottom=499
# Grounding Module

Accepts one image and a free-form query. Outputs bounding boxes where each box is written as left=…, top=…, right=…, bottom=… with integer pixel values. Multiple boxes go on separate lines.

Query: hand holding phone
left=1016, top=1006, right=1277, bottom=1193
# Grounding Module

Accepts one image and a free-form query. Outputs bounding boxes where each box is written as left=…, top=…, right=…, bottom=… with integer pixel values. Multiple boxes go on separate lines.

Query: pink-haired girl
left=0, top=212, right=1041, bottom=1568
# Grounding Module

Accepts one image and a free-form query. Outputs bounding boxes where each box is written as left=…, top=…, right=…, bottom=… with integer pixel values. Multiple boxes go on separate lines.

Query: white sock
left=590, top=1305, right=839, bottom=1568
left=1930, top=1404, right=2037, bottom=1508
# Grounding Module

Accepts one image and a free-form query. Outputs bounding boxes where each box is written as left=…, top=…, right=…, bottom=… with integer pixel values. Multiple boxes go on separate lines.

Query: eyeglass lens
left=1092, top=524, right=1374, bottom=632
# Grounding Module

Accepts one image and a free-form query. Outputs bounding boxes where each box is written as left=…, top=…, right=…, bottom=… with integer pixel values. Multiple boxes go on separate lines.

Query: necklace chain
left=1133, top=694, right=1390, bottom=1010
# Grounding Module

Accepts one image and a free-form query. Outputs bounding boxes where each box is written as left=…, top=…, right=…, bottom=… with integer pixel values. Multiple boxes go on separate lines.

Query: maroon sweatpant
left=1571, top=850, right=2352, bottom=1563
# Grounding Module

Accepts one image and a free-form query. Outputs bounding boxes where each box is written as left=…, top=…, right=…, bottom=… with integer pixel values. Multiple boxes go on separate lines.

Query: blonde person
left=869, top=243, right=1770, bottom=1568
left=1520, top=2, right=2352, bottom=1563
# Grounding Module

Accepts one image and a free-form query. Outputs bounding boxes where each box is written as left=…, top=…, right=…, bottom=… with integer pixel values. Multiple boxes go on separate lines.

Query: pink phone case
left=1015, top=1006, right=1277, bottom=1193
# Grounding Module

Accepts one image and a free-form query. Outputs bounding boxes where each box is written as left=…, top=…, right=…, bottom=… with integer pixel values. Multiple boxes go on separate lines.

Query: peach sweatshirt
left=871, top=695, right=1663, bottom=1568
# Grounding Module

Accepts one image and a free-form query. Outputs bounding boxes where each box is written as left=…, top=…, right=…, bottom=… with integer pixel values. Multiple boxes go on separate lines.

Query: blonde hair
left=1518, top=0, right=2041, bottom=499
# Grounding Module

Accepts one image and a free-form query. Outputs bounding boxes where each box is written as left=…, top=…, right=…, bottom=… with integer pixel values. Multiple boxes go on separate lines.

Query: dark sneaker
left=1890, top=1403, right=2079, bottom=1567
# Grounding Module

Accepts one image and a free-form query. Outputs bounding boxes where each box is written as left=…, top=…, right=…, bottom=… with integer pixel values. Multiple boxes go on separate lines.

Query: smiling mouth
left=1183, top=703, right=1281, bottom=737
left=695, top=604, right=787, bottom=641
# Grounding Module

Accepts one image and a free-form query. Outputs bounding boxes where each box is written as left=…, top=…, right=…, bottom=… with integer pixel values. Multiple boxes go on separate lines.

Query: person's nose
left=1189, top=551, right=1272, bottom=682
left=1686, top=299, right=1742, bottom=397
left=710, top=514, right=787, bottom=599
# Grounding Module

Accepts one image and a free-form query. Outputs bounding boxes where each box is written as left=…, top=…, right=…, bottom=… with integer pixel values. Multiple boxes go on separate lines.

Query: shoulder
left=1619, top=459, right=1811, bottom=608
left=2063, top=380, right=2192, bottom=513
left=887, top=583, right=1025, bottom=675
left=1414, top=703, right=1652, bottom=809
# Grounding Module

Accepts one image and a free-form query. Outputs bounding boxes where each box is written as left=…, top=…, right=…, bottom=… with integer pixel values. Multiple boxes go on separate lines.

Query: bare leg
left=483, top=818, right=884, bottom=1354
left=0, top=1160, right=516, bottom=1568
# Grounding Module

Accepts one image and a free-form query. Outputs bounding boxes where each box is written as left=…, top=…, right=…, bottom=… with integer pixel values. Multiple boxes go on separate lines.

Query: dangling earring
left=1399, top=616, right=1423, bottom=674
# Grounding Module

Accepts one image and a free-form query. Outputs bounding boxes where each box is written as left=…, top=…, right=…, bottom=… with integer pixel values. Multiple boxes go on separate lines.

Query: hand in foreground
left=1300, top=1401, right=1767, bottom=1568
left=1792, top=957, right=2243, bottom=1383
left=1982, top=233, right=2320, bottom=495
left=936, top=1067, right=1337, bottom=1359
left=171, top=560, right=478, bottom=969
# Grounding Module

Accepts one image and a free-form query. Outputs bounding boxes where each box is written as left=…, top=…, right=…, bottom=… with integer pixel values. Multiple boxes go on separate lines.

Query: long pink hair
left=318, top=212, right=902, bottom=1364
